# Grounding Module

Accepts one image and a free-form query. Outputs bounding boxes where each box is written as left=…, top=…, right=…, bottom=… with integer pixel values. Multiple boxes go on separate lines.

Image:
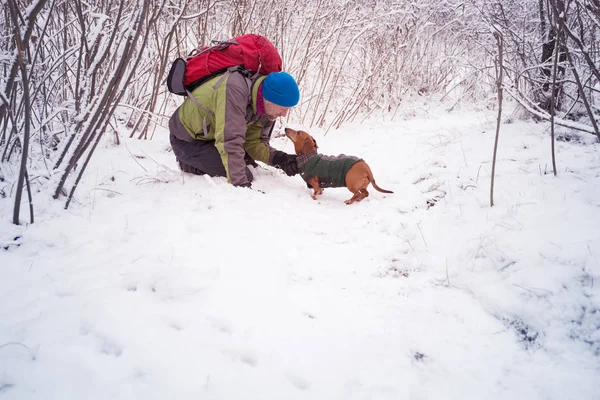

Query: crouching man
left=168, top=71, right=301, bottom=188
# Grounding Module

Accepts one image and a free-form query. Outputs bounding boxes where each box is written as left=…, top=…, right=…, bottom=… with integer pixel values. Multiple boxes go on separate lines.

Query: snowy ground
left=1, top=102, right=599, bottom=399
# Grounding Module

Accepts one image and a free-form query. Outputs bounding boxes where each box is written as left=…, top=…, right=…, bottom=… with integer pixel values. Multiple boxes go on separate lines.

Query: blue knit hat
left=262, top=72, right=300, bottom=107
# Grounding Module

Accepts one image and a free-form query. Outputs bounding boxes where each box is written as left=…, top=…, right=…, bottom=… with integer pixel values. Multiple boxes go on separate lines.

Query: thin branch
left=491, top=30, right=503, bottom=208
left=549, top=13, right=562, bottom=176
left=8, top=0, right=33, bottom=225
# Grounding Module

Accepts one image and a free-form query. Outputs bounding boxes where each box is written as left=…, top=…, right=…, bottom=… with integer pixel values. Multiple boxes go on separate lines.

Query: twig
left=131, top=176, right=168, bottom=186
left=417, top=223, right=427, bottom=249
left=89, top=188, right=123, bottom=195
left=513, top=283, right=534, bottom=293
left=476, top=164, right=484, bottom=184
left=490, top=30, right=503, bottom=207
left=0, top=342, right=36, bottom=360
left=549, top=12, right=562, bottom=177
left=459, top=135, right=467, bottom=166
left=513, top=283, right=554, bottom=295
left=498, top=261, right=516, bottom=271
left=124, top=140, right=148, bottom=173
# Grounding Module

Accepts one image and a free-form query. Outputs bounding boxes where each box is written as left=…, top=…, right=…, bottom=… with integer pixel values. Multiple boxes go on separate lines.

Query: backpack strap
left=212, top=67, right=254, bottom=105
left=185, top=89, right=214, bottom=137
left=189, top=39, right=237, bottom=58
left=251, top=58, right=263, bottom=80
left=212, top=66, right=249, bottom=90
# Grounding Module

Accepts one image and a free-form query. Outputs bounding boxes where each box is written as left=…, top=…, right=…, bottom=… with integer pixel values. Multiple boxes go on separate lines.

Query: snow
left=1, top=101, right=599, bottom=399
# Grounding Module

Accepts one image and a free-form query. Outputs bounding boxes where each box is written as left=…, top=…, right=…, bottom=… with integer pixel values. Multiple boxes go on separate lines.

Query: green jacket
left=177, top=71, right=276, bottom=186
left=297, top=151, right=361, bottom=188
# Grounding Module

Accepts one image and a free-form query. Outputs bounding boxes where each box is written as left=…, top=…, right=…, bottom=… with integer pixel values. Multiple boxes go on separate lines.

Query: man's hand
left=272, top=151, right=299, bottom=177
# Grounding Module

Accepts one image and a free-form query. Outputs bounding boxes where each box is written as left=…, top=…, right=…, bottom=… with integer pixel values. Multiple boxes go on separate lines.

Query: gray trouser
left=168, top=111, right=252, bottom=182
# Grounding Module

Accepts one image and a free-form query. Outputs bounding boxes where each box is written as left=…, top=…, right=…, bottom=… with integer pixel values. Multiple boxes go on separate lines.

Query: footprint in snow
left=286, top=372, right=310, bottom=390
left=221, top=349, right=258, bottom=367
left=79, top=324, right=123, bottom=357
left=101, top=338, right=123, bottom=357
left=208, top=317, right=232, bottom=334
left=239, top=353, right=258, bottom=367
left=0, top=383, right=15, bottom=394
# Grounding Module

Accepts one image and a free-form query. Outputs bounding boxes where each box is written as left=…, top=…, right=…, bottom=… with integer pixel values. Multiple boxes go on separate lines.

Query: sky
left=1, top=100, right=599, bottom=399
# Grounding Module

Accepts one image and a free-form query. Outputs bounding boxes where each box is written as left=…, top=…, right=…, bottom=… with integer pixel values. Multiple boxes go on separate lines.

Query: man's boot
left=176, top=158, right=204, bottom=175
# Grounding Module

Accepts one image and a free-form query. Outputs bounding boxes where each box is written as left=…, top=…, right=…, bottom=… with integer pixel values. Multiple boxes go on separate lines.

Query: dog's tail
left=366, top=165, right=394, bottom=194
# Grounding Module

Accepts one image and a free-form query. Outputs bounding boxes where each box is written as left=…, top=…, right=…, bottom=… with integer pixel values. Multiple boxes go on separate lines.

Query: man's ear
left=312, top=138, right=318, bottom=149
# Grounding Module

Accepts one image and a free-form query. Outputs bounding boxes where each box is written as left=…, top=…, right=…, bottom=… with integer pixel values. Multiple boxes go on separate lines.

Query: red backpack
left=167, top=34, right=282, bottom=96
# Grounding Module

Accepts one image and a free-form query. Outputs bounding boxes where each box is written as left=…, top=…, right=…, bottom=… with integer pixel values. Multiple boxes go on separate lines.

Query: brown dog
left=285, top=128, right=393, bottom=204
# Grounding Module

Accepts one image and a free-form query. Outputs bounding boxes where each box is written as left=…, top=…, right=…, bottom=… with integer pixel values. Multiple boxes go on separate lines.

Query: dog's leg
left=312, top=187, right=324, bottom=200
left=308, top=177, right=322, bottom=200
left=358, top=188, right=369, bottom=201
left=344, top=191, right=361, bottom=205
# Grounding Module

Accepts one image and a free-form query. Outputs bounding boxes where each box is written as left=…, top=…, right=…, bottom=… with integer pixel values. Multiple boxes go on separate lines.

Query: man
left=168, top=70, right=300, bottom=188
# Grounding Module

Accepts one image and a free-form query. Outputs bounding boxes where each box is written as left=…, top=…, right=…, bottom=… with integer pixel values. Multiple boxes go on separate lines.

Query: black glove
left=272, top=151, right=299, bottom=177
